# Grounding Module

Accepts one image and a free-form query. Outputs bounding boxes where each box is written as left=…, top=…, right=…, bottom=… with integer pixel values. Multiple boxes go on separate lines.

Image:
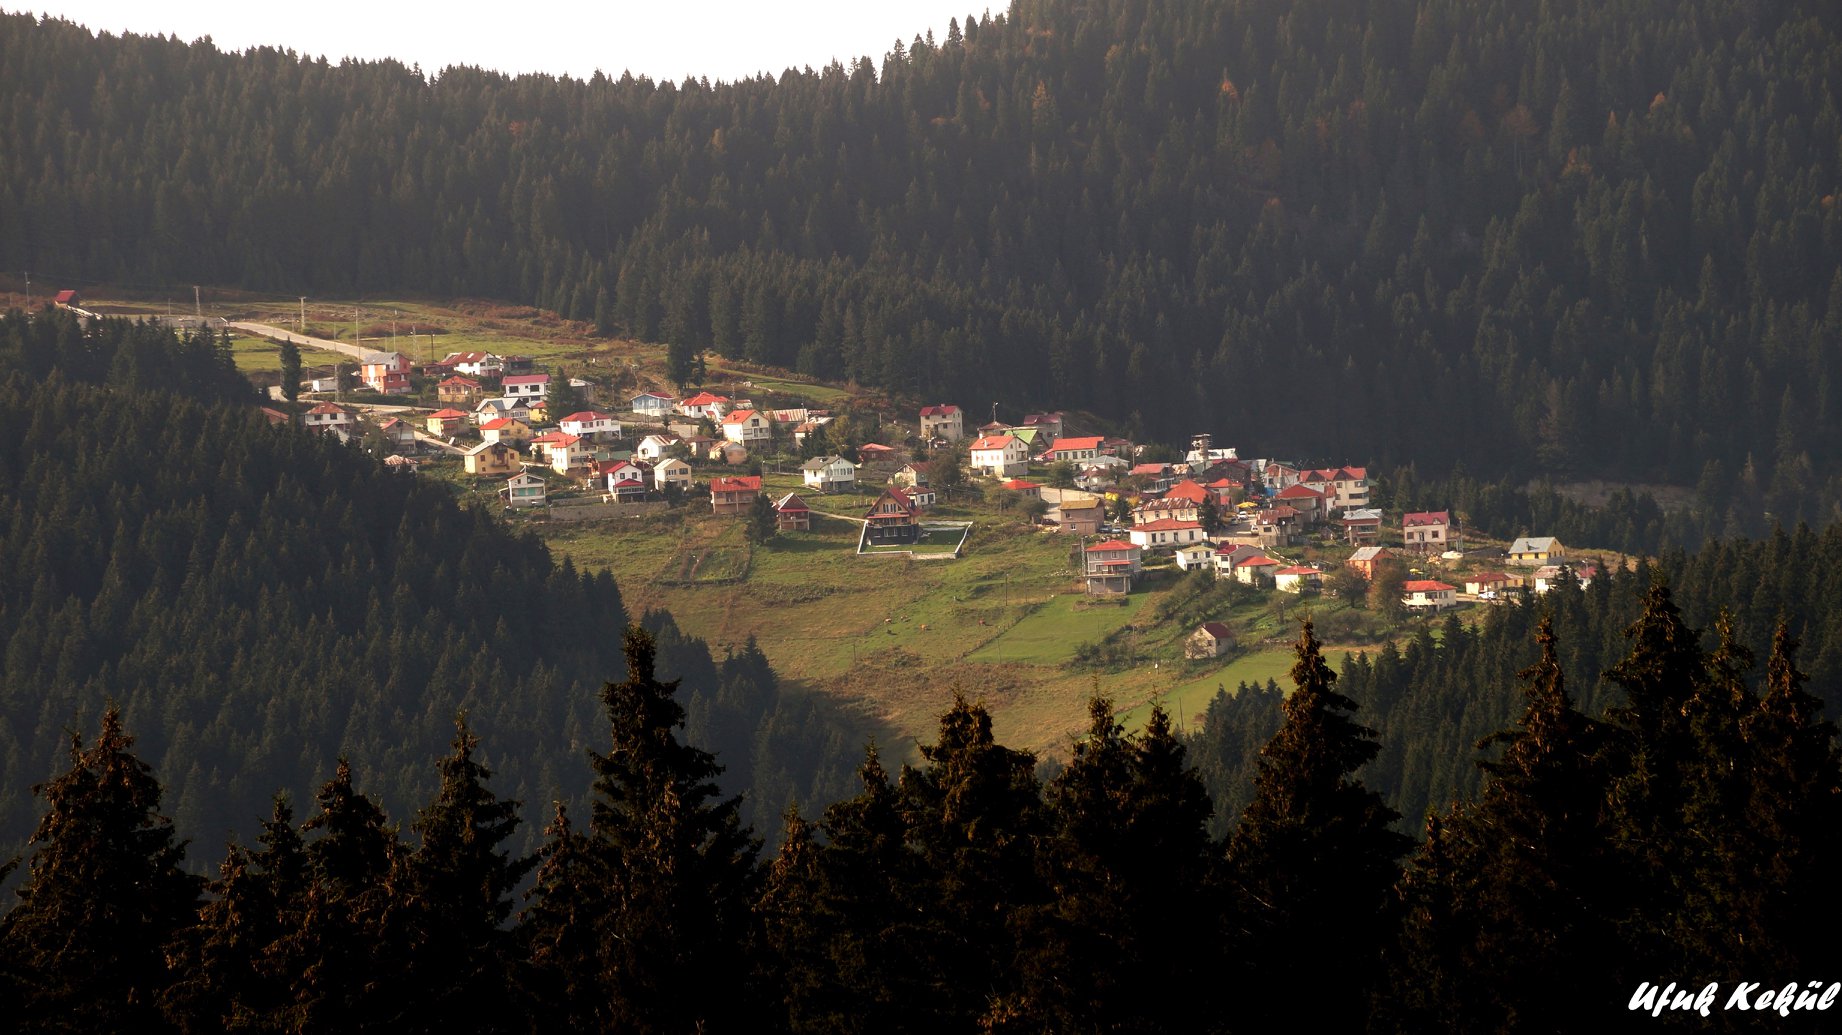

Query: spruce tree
left=1738, top=622, right=1842, bottom=975
left=517, top=802, right=606, bottom=1032
left=0, top=706, right=202, bottom=1032
left=898, top=693, right=1047, bottom=1030
left=398, top=717, right=535, bottom=1031
left=587, top=625, right=761, bottom=1033
left=1387, top=616, right=1621, bottom=1031
left=278, top=339, right=302, bottom=403
left=1223, top=618, right=1410, bottom=1033
left=999, top=699, right=1216, bottom=1033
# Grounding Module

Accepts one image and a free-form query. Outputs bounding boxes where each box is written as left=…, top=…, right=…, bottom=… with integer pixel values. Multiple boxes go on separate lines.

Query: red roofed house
left=1129, top=519, right=1206, bottom=551
left=1274, top=482, right=1327, bottom=524
left=1045, top=437, right=1104, bottom=462
left=1274, top=565, right=1324, bottom=595
left=773, top=493, right=812, bottom=532
left=1403, top=580, right=1458, bottom=612
left=532, top=431, right=592, bottom=474
left=1186, top=621, right=1237, bottom=660
left=1303, top=466, right=1370, bottom=511
left=678, top=392, right=732, bottom=420
left=857, top=443, right=899, bottom=461
left=864, top=488, right=922, bottom=545
left=559, top=410, right=621, bottom=442
left=710, top=476, right=762, bottom=516
left=1129, top=463, right=1176, bottom=493
left=1134, top=498, right=1200, bottom=525
left=437, top=376, right=483, bottom=404
left=721, top=409, right=773, bottom=445
left=1403, top=511, right=1451, bottom=554
left=919, top=404, right=964, bottom=442
left=480, top=417, right=533, bottom=446
left=502, top=373, right=551, bottom=401
left=1083, top=539, right=1142, bottom=595
left=53, top=289, right=80, bottom=308
left=1230, top=554, right=1281, bottom=586
left=1001, top=479, right=1041, bottom=498
left=1263, top=461, right=1304, bottom=491
left=1464, top=572, right=1514, bottom=599
left=968, top=434, right=1029, bottom=478
left=303, top=402, right=356, bottom=434
left=1164, top=480, right=1211, bottom=507
left=1021, top=412, right=1064, bottom=439
left=426, top=408, right=469, bottom=437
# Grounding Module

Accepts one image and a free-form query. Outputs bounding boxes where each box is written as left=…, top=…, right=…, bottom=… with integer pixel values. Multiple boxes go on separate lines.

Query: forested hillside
left=0, top=310, right=861, bottom=854
left=6, top=1, right=1842, bottom=526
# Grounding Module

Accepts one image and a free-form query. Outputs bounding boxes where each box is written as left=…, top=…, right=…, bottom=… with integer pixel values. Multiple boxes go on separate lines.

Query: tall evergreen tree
left=999, top=699, right=1217, bottom=1033
left=0, top=707, right=202, bottom=1032
left=587, top=626, right=762, bottom=1033
left=897, top=693, right=1047, bottom=1030
left=397, top=717, right=535, bottom=1031
left=278, top=338, right=301, bottom=404
left=1387, top=616, right=1621, bottom=1031
left=1223, top=618, right=1410, bottom=1033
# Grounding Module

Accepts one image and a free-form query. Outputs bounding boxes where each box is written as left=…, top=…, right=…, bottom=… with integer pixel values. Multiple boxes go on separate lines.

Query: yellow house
left=463, top=441, right=522, bottom=477
left=1507, top=536, right=1566, bottom=566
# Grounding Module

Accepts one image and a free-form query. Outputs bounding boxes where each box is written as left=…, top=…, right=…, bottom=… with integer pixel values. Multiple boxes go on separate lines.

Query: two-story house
left=1402, top=511, right=1452, bottom=554
left=919, top=404, right=964, bottom=442
left=968, top=434, right=1030, bottom=478
left=721, top=409, right=773, bottom=445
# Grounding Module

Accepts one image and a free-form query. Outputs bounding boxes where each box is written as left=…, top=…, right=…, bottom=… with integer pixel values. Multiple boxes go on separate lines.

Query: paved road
left=231, top=322, right=374, bottom=361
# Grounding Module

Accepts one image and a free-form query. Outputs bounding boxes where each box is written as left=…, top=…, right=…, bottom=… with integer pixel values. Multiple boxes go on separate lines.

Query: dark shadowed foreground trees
left=4, top=606, right=1842, bottom=1030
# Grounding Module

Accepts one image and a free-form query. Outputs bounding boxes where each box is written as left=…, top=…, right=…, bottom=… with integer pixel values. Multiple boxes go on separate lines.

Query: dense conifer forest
left=7, top=0, right=1842, bottom=526
left=0, top=310, right=862, bottom=856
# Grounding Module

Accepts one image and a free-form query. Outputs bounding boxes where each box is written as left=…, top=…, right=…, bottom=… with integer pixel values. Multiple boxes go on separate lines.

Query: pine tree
left=517, top=802, right=606, bottom=1032
left=1223, top=618, right=1411, bottom=1033
left=1387, top=616, right=1621, bottom=1031
left=278, top=339, right=302, bottom=403
left=161, top=795, right=310, bottom=1032
left=999, top=699, right=1217, bottom=1032
left=0, top=706, right=202, bottom=1032
left=587, top=626, right=762, bottom=1033
left=746, top=492, right=778, bottom=545
left=397, top=717, right=536, bottom=1031
left=1737, top=622, right=1842, bottom=975
left=898, top=692, right=1047, bottom=1030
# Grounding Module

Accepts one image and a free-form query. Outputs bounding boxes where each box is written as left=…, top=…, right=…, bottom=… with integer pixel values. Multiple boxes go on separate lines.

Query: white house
left=1175, top=543, right=1218, bottom=570
left=1128, top=519, right=1206, bottom=551
left=558, top=410, right=621, bottom=442
left=636, top=433, right=682, bottom=461
left=303, top=402, right=356, bottom=433
left=502, top=373, right=550, bottom=401
left=1274, top=566, right=1324, bottom=594
left=1403, top=580, right=1459, bottom=611
left=968, top=434, right=1030, bottom=479
left=444, top=352, right=504, bottom=378
left=677, top=392, right=731, bottom=419
left=721, top=409, right=773, bottom=445
left=802, top=455, right=859, bottom=492
left=531, top=431, right=592, bottom=474
left=919, top=404, right=964, bottom=442
left=1045, top=436, right=1104, bottom=462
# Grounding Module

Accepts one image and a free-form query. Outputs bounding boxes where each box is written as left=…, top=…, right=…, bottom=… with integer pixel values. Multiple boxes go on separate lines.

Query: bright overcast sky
left=19, top=1, right=990, bottom=82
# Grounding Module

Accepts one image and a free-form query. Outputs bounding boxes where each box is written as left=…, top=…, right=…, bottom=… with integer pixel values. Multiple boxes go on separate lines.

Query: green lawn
left=228, top=333, right=286, bottom=372
left=968, top=593, right=1146, bottom=665
left=1116, top=647, right=1301, bottom=733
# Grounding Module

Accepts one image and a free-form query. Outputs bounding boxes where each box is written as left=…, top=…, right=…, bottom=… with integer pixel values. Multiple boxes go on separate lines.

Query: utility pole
left=299, top=297, right=306, bottom=333
left=193, top=285, right=201, bottom=320
left=22, top=271, right=28, bottom=312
